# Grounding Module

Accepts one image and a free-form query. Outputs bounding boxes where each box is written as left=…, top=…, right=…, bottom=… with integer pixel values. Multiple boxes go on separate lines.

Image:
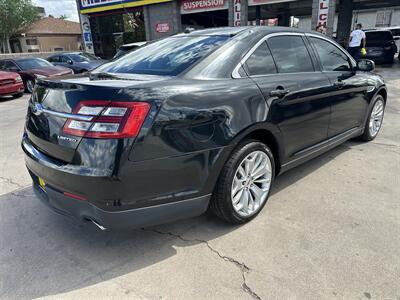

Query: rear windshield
left=17, top=58, right=53, bottom=70
left=365, top=31, right=393, bottom=42
left=96, top=35, right=229, bottom=76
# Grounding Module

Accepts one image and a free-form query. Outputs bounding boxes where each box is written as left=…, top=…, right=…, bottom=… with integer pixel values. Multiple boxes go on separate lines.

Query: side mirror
left=357, top=59, right=375, bottom=72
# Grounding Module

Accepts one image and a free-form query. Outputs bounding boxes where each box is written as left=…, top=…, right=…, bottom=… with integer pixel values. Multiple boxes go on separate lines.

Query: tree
left=0, top=0, right=38, bottom=53
left=59, top=14, right=69, bottom=20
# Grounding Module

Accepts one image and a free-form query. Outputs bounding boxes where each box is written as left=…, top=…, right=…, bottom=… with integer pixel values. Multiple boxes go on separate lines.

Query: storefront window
left=90, top=9, right=145, bottom=58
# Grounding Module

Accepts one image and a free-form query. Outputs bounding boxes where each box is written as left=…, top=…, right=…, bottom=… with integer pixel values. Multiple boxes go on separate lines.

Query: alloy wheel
left=26, top=80, right=34, bottom=93
left=369, top=99, right=384, bottom=137
left=231, top=150, right=272, bottom=217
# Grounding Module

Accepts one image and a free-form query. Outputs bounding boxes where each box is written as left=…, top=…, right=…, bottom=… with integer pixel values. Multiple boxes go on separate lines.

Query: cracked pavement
left=0, top=63, right=399, bottom=299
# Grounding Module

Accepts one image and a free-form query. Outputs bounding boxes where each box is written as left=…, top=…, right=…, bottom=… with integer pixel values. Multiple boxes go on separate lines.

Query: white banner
left=317, top=0, right=329, bottom=28
left=80, top=14, right=95, bottom=54
left=234, top=0, right=241, bottom=27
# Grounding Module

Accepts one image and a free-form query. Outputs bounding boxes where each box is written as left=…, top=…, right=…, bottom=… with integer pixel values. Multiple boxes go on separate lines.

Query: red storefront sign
left=156, top=22, right=170, bottom=33
left=181, top=0, right=227, bottom=14
left=317, top=0, right=330, bottom=27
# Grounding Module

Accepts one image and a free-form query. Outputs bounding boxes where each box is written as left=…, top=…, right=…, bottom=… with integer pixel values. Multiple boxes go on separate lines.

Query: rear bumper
left=32, top=181, right=210, bottom=230
left=22, top=136, right=211, bottom=229
left=0, top=82, right=24, bottom=96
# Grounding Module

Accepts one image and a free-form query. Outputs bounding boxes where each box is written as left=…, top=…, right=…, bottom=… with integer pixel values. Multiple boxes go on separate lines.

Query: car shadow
left=0, top=141, right=354, bottom=298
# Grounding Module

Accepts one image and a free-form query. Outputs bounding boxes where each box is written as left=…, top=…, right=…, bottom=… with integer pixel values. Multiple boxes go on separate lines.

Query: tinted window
left=16, top=58, right=53, bottom=70
left=48, top=56, right=60, bottom=63
left=309, top=37, right=351, bottom=72
left=245, top=42, right=276, bottom=76
left=365, top=31, right=393, bottom=43
left=267, top=36, right=314, bottom=73
left=390, top=29, right=400, bottom=36
left=0, top=61, right=5, bottom=70
left=4, top=61, right=18, bottom=70
left=96, top=35, right=229, bottom=76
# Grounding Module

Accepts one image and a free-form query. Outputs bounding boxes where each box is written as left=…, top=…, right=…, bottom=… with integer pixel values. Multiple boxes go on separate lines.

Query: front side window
left=245, top=42, right=277, bottom=76
left=95, top=35, right=229, bottom=76
left=267, top=36, right=314, bottom=73
left=309, top=37, right=351, bottom=72
left=61, top=56, right=71, bottom=63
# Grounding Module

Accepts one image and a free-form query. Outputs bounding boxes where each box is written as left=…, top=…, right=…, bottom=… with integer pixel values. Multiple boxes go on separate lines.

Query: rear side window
left=49, top=56, right=60, bottom=63
left=267, top=36, right=314, bottom=73
left=245, top=42, right=277, bottom=76
left=96, top=35, right=229, bottom=76
left=4, top=61, right=18, bottom=70
left=309, top=37, right=351, bottom=72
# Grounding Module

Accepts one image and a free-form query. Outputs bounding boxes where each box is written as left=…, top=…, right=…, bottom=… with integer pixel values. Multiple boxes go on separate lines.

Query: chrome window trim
left=232, top=32, right=311, bottom=79
left=32, top=103, right=94, bottom=121
left=305, top=33, right=357, bottom=69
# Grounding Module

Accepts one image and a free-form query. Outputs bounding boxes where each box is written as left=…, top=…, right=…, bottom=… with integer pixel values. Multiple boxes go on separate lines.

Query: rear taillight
left=62, top=101, right=150, bottom=139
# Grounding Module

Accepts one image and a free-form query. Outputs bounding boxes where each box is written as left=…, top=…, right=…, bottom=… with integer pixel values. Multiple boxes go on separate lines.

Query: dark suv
left=364, top=30, right=398, bottom=64
left=22, top=27, right=387, bottom=230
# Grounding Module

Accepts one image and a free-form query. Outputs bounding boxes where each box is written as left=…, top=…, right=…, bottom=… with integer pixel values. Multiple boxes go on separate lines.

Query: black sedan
left=22, top=27, right=387, bottom=230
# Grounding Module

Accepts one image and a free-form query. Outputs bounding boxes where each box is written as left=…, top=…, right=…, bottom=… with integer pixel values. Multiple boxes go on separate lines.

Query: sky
left=32, top=0, right=80, bottom=22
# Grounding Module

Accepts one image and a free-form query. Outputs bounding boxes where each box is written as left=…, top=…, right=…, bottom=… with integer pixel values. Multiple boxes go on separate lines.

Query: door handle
left=333, top=80, right=345, bottom=88
left=269, top=89, right=290, bottom=98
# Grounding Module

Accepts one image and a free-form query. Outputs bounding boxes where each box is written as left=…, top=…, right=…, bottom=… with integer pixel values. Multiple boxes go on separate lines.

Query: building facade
left=11, top=17, right=82, bottom=53
left=77, top=0, right=400, bottom=58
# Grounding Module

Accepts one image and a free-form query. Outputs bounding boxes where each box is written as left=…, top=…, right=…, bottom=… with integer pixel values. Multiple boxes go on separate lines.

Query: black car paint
left=22, top=27, right=386, bottom=229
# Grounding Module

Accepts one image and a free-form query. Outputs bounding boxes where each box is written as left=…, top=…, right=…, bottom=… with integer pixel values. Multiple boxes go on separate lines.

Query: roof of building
left=22, top=17, right=81, bottom=35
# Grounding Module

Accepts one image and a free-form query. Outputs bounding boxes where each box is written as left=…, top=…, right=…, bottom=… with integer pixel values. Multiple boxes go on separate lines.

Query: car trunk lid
left=25, top=75, right=163, bottom=163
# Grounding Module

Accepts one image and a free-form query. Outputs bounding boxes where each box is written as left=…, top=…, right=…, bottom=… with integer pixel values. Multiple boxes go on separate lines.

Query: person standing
left=348, top=23, right=366, bottom=60
left=316, top=24, right=327, bottom=35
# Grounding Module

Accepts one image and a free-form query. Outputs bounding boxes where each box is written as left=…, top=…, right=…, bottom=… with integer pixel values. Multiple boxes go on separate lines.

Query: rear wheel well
left=240, top=129, right=281, bottom=175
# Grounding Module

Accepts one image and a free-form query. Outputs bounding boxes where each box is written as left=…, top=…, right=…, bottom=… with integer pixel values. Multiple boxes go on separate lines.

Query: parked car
left=47, top=52, right=105, bottom=73
left=22, top=27, right=386, bottom=230
left=0, top=58, right=73, bottom=93
left=0, top=71, right=24, bottom=98
left=364, top=30, right=398, bottom=64
left=113, top=42, right=147, bottom=59
left=383, top=26, right=400, bottom=53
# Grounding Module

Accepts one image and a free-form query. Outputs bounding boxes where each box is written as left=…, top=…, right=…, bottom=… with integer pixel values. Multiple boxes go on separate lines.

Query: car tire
left=210, top=140, right=275, bottom=224
left=12, top=92, right=24, bottom=99
left=25, top=79, right=35, bottom=93
left=360, top=94, right=385, bottom=141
